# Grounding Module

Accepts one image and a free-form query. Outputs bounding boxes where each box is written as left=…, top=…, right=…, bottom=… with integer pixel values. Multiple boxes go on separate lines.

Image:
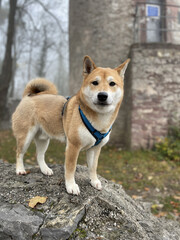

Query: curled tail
left=23, top=78, right=58, bottom=97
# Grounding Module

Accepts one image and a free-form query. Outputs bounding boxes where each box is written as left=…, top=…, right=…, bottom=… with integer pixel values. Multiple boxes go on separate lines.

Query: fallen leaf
left=133, top=173, right=143, bottom=182
left=155, top=212, right=167, bottom=217
left=151, top=204, right=163, bottom=210
left=173, top=195, right=180, bottom=200
left=173, top=209, right=180, bottom=216
left=28, top=196, right=47, bottom=208
left=111, top=179, right=116, bottom=183
left=170, top=201, right=179, bottom=208
left=49, top=158, right=54, bottom=163
left=144, top=187, right=150, bottom=191
left=132, top=195, right=142, bottom=200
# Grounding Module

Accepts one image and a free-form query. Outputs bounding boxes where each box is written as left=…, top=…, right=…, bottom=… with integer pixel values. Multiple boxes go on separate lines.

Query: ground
left=0, top=130, right=179, bottom=222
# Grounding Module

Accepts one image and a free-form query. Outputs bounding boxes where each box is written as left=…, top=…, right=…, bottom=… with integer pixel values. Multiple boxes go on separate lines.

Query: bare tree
left=0, top=0, right=17, bottom=122
left=0, top=0, right=69, bottom=123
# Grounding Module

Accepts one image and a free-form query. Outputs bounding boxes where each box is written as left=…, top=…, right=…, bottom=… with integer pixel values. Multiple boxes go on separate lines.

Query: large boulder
left=0, top=161, right=179, bottom=240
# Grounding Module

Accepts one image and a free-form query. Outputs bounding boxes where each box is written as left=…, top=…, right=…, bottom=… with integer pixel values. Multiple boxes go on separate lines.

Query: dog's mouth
left=94, top=101, right=110, bottom=106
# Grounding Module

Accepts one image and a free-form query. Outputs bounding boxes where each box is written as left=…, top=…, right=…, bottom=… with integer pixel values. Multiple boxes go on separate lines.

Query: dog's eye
left=109, top=81, right=116, bottom=87
left=92, top=81, right=99, bottom=86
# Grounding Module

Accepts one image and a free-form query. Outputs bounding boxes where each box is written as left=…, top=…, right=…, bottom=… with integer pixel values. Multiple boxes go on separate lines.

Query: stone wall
left=130, top=43, right=180, bottom=148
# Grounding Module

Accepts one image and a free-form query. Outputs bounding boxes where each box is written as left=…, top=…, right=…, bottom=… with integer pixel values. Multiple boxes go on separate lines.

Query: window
left=146, top=4, right=160, bottom=18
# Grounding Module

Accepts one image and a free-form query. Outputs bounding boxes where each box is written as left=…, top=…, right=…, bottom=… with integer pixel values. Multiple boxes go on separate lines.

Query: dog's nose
left=98, top=92, right=108, bottom=102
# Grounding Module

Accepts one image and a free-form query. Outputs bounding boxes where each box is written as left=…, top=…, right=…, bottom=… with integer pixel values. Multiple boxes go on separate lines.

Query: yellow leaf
left=151, top=204, right=159, bottom=209
left=148, top=176, right=153, bottom=180
left=111, top=179, right=116, bottom=183
left=28, top=196, right=47, bottom=208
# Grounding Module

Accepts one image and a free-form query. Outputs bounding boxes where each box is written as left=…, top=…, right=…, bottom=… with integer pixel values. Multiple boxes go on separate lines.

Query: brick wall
left=129, top=43, right=180, bottom=149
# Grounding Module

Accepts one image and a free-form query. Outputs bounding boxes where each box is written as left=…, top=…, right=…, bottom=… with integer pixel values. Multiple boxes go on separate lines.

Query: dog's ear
left=115, top=59, right=130, bottom=80
left=83, top=55, right=96, bottom=76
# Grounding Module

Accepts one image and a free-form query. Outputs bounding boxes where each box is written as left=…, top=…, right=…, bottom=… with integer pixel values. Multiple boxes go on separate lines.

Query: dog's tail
left=23, top=78, right=58, bottom=97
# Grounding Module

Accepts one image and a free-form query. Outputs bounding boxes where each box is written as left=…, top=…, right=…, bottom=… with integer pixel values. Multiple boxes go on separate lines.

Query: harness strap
left=79, top=106, right=112, bottom=146
left=62, top=97, right=112, bottom=146
left=62, top=97, right=71, bottom=116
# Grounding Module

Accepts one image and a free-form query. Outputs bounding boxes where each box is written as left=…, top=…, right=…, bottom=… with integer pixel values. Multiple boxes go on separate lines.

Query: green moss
left=69, top=228, right=87, bottom=239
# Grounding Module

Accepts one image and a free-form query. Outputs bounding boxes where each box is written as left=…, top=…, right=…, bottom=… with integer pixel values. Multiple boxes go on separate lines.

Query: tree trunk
left=0, top=0, right=17, bottom=123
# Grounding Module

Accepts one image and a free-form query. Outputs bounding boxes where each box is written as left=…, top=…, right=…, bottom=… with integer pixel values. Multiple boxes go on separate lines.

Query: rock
left=0, top=162, right=180, bottom=240
left=0, top=203, right=43, bottom=240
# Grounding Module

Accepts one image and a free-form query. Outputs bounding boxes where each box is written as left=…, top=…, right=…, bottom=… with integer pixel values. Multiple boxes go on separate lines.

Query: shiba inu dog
left=12, top=56, right=130, bottom=195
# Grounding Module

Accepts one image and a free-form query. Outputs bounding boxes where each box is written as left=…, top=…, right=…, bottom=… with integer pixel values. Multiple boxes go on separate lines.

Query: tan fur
left=12, top=56, right=130, bottom=194
left=23, top=78, right=58, bottom=97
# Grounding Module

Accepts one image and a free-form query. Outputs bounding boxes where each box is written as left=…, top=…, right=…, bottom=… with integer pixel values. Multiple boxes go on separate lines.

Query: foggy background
left=0, top=0, right=69, bottom=99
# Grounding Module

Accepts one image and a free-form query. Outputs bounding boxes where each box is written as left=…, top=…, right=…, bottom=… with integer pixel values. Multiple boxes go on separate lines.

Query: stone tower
left=69, top=0, right=134, bottom=147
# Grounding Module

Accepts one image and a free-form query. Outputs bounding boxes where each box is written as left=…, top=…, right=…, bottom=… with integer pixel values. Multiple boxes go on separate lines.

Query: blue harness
left=79, top=106, right=112, bottom=146
left=62, top=97, right=112, bottom=146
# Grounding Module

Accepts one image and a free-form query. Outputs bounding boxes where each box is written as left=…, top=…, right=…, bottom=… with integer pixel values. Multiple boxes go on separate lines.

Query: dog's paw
left=66, top=182, right=80, bottom=195
left=41, top=166, right=53, bottom=176
left=16, top=169, right=27, bottom=175
left=90, top=179, right=102, bottom=190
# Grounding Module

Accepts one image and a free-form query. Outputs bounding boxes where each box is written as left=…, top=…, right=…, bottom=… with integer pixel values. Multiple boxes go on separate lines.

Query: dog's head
left=80, top=56, right=130, bottom=114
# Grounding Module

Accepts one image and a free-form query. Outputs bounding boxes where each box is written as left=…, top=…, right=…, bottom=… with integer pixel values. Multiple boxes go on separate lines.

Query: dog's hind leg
left=16, top=126, right=38, bottom=175
left=34, top=136, right=53, bottom=176
left=86, top=146, right=102, bottom=190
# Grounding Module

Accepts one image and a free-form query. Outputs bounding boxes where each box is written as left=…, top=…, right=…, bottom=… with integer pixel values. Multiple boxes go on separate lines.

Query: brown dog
left=12, top=56, right=130, bottom=195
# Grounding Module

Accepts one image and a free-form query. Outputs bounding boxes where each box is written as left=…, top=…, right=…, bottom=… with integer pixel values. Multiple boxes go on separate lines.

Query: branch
left=20, top=7, right=38, bottom=31
left=36, top=0, right=65, bottom=33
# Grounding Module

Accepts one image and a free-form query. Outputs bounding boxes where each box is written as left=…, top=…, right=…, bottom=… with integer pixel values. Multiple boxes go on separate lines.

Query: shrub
left=155, top=126, right=180, bottom=163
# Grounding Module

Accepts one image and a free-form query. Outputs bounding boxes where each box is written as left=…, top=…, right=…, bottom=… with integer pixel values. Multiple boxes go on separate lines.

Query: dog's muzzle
left=97, top=92, right=108, bottom=104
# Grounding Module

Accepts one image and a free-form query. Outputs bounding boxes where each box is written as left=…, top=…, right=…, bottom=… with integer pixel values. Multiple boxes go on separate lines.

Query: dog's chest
left=78, top=125, right=110, bottom=150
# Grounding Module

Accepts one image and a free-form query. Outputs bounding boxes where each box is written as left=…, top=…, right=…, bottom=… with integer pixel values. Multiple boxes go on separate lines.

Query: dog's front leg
left=65, top=141, right=80, bottom=195
left=86, top=146, right=102, bottom=190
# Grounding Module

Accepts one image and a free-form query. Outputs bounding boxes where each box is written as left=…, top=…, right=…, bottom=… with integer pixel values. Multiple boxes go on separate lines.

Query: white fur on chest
left=92, top=113, right=113, bottom=132
left=78, top=125, right=110, bottom=150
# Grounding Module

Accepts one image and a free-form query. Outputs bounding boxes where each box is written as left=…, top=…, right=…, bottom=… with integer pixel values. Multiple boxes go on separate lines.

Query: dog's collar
left=79, top=106, right=112, bottom=146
